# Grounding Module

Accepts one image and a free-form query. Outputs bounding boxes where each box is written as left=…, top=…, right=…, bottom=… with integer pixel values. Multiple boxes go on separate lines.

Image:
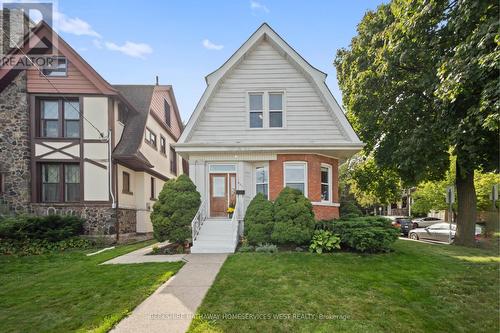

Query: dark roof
left=112, top=85, right=155, bottom=168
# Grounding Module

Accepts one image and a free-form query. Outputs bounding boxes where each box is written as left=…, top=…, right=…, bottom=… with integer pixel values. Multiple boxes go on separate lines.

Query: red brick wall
left=269, top=154, right=339, bottom=220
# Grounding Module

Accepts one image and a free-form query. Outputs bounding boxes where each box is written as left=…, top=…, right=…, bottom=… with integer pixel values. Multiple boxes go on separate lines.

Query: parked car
left=408, top=223, right=483, bottom=243
left=411, top=216, right=443, bottom=228
left=383, top=216, right=410, bottom=228
left=399, top=218, right=414, bottom=236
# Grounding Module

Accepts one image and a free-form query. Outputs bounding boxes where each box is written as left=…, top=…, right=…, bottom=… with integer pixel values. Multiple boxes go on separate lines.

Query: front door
left=209, top=173, right=236, bottom=217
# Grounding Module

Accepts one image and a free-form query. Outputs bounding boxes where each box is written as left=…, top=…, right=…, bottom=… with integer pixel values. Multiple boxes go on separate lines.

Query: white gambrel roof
left=178, top=23, right=363, bottom=149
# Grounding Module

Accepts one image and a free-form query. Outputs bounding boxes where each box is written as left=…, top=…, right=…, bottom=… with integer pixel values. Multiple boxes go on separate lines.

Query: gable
left=179, top=23, right=363, bottom=148
left=149, top=86, right=183, bottom=140
left=0, top=21, right=116, bottom=95
left=188, top=39, right=348, bottom=144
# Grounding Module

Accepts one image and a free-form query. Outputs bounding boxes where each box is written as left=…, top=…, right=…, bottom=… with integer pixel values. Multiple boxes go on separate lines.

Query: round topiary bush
left=271, top=187, right=315, bottom=246
left=151, top=174, right=201, bottom=244
left=244, top=193, right=274, bottom=245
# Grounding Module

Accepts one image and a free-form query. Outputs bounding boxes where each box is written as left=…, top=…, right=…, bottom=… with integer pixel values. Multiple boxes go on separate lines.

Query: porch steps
left=191, top=219, right=236, bottom=254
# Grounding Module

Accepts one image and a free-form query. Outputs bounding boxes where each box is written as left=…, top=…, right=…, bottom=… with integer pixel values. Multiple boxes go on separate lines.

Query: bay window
left=284, top=162, right=307, bottom=196
left=321, top=164, right=332, bottom=202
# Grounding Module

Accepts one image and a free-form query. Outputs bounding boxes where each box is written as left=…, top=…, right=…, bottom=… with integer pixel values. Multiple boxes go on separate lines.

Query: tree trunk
left=454, top=157, right=477, bottom=246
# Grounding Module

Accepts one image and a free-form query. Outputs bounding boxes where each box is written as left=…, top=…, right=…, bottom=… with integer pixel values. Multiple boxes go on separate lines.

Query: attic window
left=41, top=57, right=67, bottom=77
left=164, top=99, right=171, bottom=127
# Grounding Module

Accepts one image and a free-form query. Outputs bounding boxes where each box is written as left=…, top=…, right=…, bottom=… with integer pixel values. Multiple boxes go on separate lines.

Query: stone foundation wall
left=0, top=71, right=31, bottom=213
left=117, top=208, right=137, bottom=234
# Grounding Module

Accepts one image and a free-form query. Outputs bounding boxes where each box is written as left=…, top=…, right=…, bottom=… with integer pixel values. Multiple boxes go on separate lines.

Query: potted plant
left=227, top=202, right=235, bottom=218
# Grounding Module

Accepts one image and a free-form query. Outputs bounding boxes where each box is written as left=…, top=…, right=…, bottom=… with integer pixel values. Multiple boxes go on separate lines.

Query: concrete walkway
left=102, top=241, right=186, bottom=264
left=111, top=252, right=228, bottom=333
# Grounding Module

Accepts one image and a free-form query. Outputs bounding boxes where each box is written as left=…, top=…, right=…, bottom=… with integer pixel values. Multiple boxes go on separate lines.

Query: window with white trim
left=249, top=93, right=263, bottom=128
left=284, top=162, right=307, bottom=196
left=321, top=164, right=332, bottom=202
left=248, top=92, right=285, bottom=128
left=255, top=166, right=268, bottom=197
left=269, top=93, right=283, bottom=128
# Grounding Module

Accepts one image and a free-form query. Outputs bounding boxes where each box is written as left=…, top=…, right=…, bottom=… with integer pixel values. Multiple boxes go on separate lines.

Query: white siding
left=189, top=40, right=347, bottom=144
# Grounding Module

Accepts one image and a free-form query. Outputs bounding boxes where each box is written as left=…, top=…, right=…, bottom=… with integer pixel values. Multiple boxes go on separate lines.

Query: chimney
left=155, top=75, right=159, bottom=85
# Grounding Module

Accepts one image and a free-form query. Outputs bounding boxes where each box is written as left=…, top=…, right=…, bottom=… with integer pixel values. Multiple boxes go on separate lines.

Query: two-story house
left=176, top=23, right=364, bottom=253
left=0, top=18, right=184, bottom=238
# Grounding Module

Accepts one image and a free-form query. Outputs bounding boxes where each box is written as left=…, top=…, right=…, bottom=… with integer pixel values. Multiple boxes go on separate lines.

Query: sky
left=33, top=0, right=385, bottom=121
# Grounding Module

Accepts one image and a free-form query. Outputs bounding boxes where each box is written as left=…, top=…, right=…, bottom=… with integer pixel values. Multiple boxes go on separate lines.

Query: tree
left=335, top=0, right=499, bottom=246
left=150, top=175, right=201, bottom=244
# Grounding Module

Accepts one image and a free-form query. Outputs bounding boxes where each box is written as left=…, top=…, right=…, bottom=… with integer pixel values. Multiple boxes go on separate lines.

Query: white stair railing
left=230, top=198, right=242, bottom=249
left=191, top=201, right=206, bottom=241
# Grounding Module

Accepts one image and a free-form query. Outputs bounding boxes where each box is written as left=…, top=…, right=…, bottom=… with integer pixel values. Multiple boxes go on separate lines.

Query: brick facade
left=269, top=154, right=339, bottom=220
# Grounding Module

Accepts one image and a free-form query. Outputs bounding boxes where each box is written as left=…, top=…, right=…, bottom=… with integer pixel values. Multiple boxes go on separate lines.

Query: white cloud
left=202, top=39, right=224, bottom=50
left=250, top=1, right=269, bottom=13
left=53, top=11, right=101, bottom=38
left=104, top=41, right=153, bottom=59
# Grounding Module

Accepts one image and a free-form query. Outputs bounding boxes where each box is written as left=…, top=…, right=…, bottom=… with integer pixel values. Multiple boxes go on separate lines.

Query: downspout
left=106, top=129, right=118, bottom=242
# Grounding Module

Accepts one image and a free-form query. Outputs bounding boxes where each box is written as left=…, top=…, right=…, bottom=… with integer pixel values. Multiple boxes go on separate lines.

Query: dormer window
left=164, top=99, right=171, bottom=127
left=42, top=57, right=67, bottom=77
left=248, top=91, right=284, bottom=129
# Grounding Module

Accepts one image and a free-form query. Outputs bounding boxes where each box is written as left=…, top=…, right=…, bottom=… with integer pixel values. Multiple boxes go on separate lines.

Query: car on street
left=411, top=216, right=443, bottom=228
left=399, top=218, right=415, bottom=236
left=408, top=223, right=483, bottom=243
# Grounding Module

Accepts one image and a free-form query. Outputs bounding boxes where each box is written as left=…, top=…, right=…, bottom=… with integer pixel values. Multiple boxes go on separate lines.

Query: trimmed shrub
left=244, top=193, right=274, bottom=245
left=0, top=215, right=84, bottom=242
left=255, top=243, right=278, bottom=253
left=271, top=187, right=315, bottom=246
left=309, top=230, right=341, bottom=254
left=318, top=216, right=399, bottom=252
left=151, top=174, right=201, bottom=244
left=0, top=237, right=94, bottom=256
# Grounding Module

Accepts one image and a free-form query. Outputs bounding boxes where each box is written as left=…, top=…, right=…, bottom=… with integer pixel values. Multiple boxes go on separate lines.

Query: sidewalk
left=110, top=252, right=228, bottom=333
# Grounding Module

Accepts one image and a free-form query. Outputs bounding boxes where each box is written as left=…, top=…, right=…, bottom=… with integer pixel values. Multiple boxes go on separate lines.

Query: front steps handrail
left=191, top=200, right=206, bottom=241
left=230, top=198, right=242, bottom=250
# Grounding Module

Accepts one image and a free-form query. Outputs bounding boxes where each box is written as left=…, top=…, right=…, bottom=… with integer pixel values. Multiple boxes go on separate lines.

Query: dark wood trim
left=79, top=97, right=84, bottom=202
left=144, top=126, right=158, bottom=150
left=83, top=158, right=107, bottom=170
left=30, top=95, right=37, bottom=202
left=36, top=141, right=79, bottom=159
left=159, top=135, right=167, bottom=156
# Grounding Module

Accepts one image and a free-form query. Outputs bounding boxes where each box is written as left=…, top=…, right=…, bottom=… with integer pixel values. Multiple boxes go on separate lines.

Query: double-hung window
left=145, top=128, right=157, bottom=148
left=40, top=99, right=80, bottom=138
left=248, top=92, right=284, bottom=128
left=160, top=136, right=167, bottom=155
left=269, top=93, right=283, bottom=127
left=40, top=163, right=80, bottom=202
left=249, top=93, right=263, bottom=128
left=284, top=162, right=307, bottom=196
left=321, top=164, right=332, bottom=202
left=255, top=166, right=269, bottom=197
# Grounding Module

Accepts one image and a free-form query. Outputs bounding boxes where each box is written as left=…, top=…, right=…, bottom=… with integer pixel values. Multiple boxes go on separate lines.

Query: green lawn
left=189, top=240, right=499, bottom=333
left=0, top=241, right=184, bottom=333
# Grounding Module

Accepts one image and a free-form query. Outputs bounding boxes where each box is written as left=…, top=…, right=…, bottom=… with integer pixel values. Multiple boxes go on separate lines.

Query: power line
left=1, top=28, right=108, bottom=139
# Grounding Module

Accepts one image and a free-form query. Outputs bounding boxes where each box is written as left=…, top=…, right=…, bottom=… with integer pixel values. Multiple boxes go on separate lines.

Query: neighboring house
left=176, top=23, right=364, bottom=253
left=0, top=18, right=184, bottom=237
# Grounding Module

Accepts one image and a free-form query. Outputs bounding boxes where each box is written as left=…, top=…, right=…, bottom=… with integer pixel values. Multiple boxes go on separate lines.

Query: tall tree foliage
left=335, top=0, right=499, bottom=246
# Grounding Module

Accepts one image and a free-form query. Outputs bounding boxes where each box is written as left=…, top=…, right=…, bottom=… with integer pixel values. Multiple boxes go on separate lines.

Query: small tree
left=244, top=193, right=274, bottom=245
left=151, top=174, right=201, bottom=244
left=271, top=187, right=315, bottom=246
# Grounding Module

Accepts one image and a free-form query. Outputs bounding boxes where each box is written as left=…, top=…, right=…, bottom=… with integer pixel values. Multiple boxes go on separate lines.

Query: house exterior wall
left=269, top=154, right=339, bottom=220
left=0, top=71, right=31, bottom=213
left=27, top=61, right=101, bottom=94
left=189, top=39, right=347, bottom=144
